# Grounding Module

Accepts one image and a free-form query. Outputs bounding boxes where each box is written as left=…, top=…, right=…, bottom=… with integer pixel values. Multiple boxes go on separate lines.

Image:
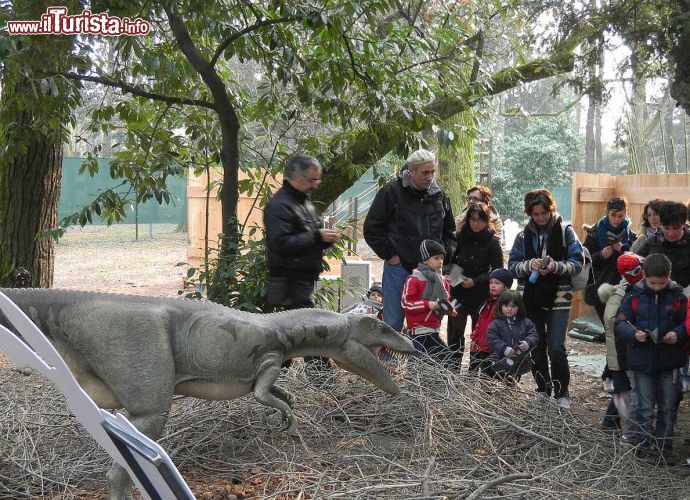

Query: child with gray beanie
left=402, top=239, right=457, bottom=362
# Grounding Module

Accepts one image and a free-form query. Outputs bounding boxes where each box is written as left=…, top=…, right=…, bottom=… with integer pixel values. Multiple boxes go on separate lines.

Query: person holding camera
left=402, top=240, right=457, bottom=362
left=264, top=153, right=340, bottom=372
left=508, top=189, right=584, bottom=409
left=584, top=196, right=637, bottom=321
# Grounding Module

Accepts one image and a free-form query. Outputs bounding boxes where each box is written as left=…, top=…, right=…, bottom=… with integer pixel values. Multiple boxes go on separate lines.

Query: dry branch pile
left=1, top=358, right=689, bottom=499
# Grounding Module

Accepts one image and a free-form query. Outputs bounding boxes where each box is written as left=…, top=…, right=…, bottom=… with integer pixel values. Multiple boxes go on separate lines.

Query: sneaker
left=603, top=378, right=614, bottom=393
left=557, top=396, right=572, bottom=409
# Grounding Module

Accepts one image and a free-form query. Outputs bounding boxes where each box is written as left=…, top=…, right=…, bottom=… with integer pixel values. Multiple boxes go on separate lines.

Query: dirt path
left=53, top=224, right=187, bottom=297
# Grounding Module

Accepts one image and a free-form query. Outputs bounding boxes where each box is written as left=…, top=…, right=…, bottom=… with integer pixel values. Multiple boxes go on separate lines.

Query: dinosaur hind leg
left=107, top=409, right=171, bottom=500
left=254, top=365, right=296, bottom=434
left=270, top=385, right=295, bottom=408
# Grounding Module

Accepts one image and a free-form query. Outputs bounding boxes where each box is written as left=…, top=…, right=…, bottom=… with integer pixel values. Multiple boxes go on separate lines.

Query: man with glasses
left=264, top=153, right=340, bottom=371
left=363, top=149, right=456, bottom=332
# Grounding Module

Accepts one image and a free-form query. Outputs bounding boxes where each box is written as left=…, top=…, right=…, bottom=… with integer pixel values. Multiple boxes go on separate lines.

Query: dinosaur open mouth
left=376, top=347, right=411, bottom=375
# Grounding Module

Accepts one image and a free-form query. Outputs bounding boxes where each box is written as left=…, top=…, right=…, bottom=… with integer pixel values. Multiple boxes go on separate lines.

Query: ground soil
left=1, top=225, right=688, bottom=498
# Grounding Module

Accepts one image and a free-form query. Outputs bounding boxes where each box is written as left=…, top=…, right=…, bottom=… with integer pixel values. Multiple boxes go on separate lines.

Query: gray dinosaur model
left=0, top=288, right=413, bottom=499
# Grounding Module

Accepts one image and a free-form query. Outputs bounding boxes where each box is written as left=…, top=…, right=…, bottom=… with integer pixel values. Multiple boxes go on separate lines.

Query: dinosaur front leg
left=253, top=364, right=297, bottom=434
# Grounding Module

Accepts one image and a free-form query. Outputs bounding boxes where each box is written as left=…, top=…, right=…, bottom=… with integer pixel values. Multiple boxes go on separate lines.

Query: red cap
left=617, top=252, right=644, bottom=284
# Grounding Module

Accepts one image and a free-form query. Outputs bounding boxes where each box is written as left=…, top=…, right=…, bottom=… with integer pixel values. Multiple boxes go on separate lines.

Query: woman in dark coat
left=446, top=202, right=503, bottom=369
left=583, top=196, right=637, bottom=321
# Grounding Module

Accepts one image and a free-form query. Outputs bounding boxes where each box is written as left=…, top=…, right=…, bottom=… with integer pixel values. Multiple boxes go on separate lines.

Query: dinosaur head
left=331, top=316, right=414, bottom=395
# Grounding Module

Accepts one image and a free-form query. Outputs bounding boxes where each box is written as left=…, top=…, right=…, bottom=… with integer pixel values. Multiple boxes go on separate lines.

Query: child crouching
left=487, top=290, right=538, bottom=381
left=402, top=239, right=457, bottom=362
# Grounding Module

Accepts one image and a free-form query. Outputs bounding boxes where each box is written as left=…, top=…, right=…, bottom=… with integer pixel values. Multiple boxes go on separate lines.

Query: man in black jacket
left=264, top=154, right=340, bottom=369
left=363, top=149, right=456, bottom=331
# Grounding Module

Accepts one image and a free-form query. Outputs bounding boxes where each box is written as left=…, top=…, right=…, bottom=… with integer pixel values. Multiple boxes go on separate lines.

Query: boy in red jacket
left=469, top=268, right=513, bottom=374
left=402, top=239, right=457, bottom=362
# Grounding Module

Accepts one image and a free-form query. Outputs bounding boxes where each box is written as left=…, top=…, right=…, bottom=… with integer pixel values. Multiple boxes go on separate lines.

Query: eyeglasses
left=297, top=172, right=322, bottom=184
left=468, top=217, right=485, bottom=223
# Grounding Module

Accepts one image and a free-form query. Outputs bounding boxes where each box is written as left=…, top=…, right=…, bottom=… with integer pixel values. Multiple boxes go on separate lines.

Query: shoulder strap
left=631, top=296, right=639, bottom=317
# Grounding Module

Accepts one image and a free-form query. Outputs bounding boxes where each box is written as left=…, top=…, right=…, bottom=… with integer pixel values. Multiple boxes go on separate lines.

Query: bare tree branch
left=57, top=72, right=216, bottom=110
left=210, top=16, right=295, bottom=68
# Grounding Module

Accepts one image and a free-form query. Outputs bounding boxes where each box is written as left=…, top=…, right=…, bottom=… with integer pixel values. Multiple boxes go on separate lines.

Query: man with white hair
left=363, top=149, right=456, bottom=332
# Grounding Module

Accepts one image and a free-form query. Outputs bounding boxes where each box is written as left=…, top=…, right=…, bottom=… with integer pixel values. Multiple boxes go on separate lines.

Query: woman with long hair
left=446, top=202, right=503, bottom=369
left=631, top=198, right=664, bottom=253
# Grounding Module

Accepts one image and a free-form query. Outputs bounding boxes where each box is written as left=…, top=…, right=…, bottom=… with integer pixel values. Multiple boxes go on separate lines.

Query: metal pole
left=353, top=196, right=359, bottom=255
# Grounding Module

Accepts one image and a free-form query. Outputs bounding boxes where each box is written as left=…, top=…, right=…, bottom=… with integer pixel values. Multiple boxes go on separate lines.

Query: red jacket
left=471, top=296, right=498, bottom=353
left=402, top=270, right=451, bottom=331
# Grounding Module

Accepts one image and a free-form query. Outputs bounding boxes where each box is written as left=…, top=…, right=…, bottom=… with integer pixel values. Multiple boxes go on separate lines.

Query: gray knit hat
left=419, top=239, right=445, bottom=261
left=406, top=149, right=435, bottom=168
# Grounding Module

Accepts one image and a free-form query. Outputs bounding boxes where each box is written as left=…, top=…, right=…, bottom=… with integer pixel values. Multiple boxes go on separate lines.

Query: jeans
left=635, top=370, right=680, bottom=453
left=382, top=261, right=411, bottom=332
left=527, top=306, right=570, bottom=399
left=446, top=309, right=478, bottom=369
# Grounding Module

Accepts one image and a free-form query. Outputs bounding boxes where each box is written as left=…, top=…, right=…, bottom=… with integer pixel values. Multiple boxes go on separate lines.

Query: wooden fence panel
left=570, top=172, right=690, bottom=321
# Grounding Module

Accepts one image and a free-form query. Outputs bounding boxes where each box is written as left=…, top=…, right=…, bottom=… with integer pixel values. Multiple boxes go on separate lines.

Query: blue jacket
left=614, top=280, right=688, bottom=373
left=487, top=316, right=539, bottom=358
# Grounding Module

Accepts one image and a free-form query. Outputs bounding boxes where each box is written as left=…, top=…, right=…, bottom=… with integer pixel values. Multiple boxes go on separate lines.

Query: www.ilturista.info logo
left=6, top=7, right=151, bottom=36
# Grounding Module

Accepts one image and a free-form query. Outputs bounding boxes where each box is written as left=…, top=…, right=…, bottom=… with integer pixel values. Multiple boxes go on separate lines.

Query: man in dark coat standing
left=264, top=153, right=340, bottom=369
left=363, top=149, right=456, bottom=331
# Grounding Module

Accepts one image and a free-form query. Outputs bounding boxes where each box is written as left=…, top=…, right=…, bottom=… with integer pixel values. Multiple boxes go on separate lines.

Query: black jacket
left=584, top=222, right=637, bottom=288
left=264, top=180, right=331, bottom=279
left=450, top=226, right=503, bottom=311
left=637, top=228, right=690, bottom=288
left=363, top=166, right=456, bottom=272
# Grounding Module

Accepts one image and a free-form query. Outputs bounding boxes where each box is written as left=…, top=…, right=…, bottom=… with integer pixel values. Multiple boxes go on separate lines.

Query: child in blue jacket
left=487, top=290, right=539, bottom=379
left=614, top=254, right=687, bottom=462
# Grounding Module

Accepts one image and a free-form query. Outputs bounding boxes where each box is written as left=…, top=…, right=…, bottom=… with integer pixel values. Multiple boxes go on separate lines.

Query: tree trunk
left=0, top=109, right=62, bottom=287
left=585, top=96, right=595, bottom=173
left=595, top=56, right=604, bottom=172
left=629, top=48, right=648, bottom=172
left=0, top=0, right=77, bottom=287
left=663, top=85, right=676, bottom=172
left=437, top=113, right=476, bottom=216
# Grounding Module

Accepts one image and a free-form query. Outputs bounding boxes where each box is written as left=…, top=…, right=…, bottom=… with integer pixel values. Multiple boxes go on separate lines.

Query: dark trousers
left=446, top=309, right=478, bottom=370
left=409, top=330, right=450, bottom=364
left=527, top=306, right=570, bottom=399
left=279, top=278, right=330, bottom=371
left=468, top=351, right=494, bottom=375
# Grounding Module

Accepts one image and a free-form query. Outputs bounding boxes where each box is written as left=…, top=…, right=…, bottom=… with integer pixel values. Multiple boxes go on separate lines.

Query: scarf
left=416, top=263, right=447, bottom=301
left=595, top=215, right=631, bottom=249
